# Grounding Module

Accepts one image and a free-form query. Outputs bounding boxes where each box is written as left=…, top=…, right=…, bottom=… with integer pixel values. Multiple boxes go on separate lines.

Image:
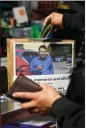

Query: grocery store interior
left=0, top=1, right=85, bottom=128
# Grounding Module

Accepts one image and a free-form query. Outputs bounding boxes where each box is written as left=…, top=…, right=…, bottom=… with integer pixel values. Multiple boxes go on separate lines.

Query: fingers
left=40, top=84, right=52, bottom=89
left=32, top=108, right=40, bottom=113
left=13, top=92, right=38, bottom=100
left=29, top=107, right=49, bottom=115
left=21, top=100, right=36, bottom=109
left=43, top=15, right=51, bottom=25
left=29, top=107, right=40, bottom=113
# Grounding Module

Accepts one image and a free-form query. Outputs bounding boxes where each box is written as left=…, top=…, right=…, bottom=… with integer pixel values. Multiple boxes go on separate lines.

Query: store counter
left=0, top=99, right=33, bottom=127
left=0, top=99, right=56, bottom=128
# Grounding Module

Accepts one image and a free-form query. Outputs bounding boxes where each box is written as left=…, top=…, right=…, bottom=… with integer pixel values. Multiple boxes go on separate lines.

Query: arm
left=51, top=97, right=85, bottom=128
left=63, top=13, right=84, bottom=32
left=42, top=56, right=53, bottom=72
left=49, top=58, right=54, bottom=74
left=50, top=61, right=54, bottom=74
left=44, top=12, right=84, bottom=33
left=12, top=84, right=85, bottom=128
left=30, top=59, right=40, bottom=74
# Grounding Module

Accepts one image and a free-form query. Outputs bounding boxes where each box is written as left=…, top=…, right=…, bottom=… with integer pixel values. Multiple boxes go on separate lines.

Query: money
left=40, top=19, right=53, bottom=38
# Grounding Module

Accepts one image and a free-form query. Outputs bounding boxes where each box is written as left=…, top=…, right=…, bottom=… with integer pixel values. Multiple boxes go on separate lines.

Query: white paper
left=12, top=6, right=28, bottom=23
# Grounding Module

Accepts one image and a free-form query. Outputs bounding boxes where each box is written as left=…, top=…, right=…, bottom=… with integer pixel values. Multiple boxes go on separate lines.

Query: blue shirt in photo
left=30, top=55, right=54, bottom=75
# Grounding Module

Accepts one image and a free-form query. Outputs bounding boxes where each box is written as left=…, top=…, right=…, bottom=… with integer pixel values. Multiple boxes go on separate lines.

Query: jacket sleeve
left=51, top=97, right=85, bottom=128
left=62, top=13, right=84, bottom=32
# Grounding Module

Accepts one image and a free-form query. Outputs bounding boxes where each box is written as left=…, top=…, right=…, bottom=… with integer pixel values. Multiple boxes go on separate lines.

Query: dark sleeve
left=51, top=97, right=85, bottom=128
left=62, top=13, right=84, bottom=32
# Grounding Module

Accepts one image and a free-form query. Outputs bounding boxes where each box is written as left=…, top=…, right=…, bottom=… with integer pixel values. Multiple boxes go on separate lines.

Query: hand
left=44, top=12, right=63, bottom=28
left=13, top=84, right=62, bottom=114
left=37, top=66, right=43, bottom=70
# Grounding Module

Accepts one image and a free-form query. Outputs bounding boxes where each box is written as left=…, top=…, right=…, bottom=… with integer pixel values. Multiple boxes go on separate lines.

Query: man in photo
left=30, top=45, right=54, bottom=75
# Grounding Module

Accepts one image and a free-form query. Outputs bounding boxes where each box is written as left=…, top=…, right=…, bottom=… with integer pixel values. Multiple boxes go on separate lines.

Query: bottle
left=32, top=24, right=40, bottom=38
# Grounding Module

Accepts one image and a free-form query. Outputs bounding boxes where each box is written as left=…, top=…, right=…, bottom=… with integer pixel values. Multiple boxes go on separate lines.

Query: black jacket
left=51, top=7, right=85, bottom=128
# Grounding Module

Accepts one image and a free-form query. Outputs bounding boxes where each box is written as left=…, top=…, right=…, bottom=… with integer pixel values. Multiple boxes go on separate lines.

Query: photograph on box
left=15, top=42, right=74, bottom=76
left=7, top=39, right=75, bottom=94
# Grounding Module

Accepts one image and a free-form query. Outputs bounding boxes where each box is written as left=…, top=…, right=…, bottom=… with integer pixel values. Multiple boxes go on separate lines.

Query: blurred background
left=0, top=1, right=84, bottom=58
left=0, top=2, right=85, bottom=124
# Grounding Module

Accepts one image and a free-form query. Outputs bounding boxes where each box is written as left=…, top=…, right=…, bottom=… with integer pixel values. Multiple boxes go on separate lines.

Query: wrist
left=51, top=94, right=62, bottom=107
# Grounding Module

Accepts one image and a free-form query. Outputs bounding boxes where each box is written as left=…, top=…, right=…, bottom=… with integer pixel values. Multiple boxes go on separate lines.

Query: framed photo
left=7, top=38, right=75, bottom=94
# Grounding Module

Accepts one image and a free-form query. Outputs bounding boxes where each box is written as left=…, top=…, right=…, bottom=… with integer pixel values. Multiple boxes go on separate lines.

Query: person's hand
left=37, top=66, right=43, bottom=70
left=12, top=84, right=62, bottom=115
left=44, top=12, right=63, bottom=28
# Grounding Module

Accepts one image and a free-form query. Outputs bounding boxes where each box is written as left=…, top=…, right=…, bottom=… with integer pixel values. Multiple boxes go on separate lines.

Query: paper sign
left=12, top=6, right=28, bottom=23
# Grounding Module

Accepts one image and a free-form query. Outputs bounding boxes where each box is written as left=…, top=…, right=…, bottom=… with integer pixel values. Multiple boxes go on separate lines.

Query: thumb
left=21, top=100, right=36, bottom=109
left=43, top=15, right=51, bottom=26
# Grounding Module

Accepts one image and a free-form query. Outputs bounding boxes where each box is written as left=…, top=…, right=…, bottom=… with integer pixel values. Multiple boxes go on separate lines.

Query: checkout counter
left=0, top=98, right=34, bottom=127
left=0, top=98, right=56, bottom=128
